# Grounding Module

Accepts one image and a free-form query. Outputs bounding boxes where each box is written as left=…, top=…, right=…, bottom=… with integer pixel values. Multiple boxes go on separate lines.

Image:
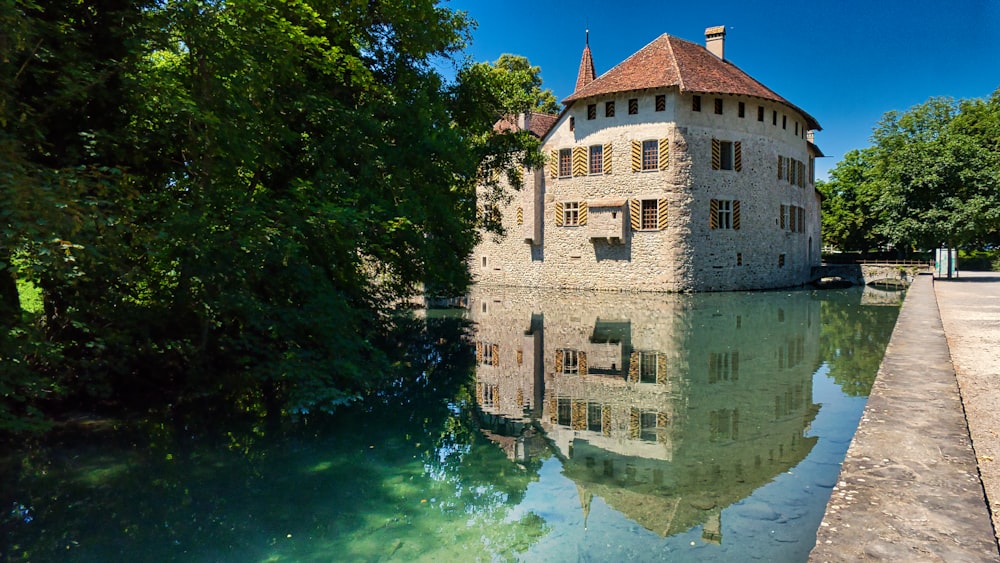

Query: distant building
left=474, top=27, right=824, bottom=292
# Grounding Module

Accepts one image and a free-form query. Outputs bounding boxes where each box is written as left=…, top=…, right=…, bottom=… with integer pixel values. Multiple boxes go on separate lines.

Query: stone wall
left=472, top=89, right=822, bottom=292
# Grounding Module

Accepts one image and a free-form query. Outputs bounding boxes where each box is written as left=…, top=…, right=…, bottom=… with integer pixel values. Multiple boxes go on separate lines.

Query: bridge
left=811, top=261, right=929, bottom=288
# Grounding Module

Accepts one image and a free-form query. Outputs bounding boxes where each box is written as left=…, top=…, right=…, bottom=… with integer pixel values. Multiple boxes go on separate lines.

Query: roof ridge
left=665, top=35, right=684, bottom=93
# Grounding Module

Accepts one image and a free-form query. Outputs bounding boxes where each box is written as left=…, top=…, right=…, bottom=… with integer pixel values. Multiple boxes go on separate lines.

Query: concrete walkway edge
left=809, top=273, right=999, bottom=562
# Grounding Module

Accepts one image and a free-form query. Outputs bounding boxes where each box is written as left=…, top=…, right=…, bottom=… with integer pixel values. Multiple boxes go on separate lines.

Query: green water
left=1, top=286, right=901, bottom=562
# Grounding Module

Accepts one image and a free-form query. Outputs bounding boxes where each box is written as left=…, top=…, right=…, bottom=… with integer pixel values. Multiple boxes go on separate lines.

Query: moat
left=1, top=286, right=901, bottom=562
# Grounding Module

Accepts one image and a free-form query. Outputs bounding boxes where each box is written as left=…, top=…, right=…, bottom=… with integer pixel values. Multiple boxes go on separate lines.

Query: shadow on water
left=0, top=287, right=900, bottom=562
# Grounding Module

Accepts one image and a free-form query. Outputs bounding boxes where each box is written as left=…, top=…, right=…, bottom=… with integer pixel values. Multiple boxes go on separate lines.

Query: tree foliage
left=1, top=0, right=548, bottom=431
left=820, top=89, right=1000, bottom=254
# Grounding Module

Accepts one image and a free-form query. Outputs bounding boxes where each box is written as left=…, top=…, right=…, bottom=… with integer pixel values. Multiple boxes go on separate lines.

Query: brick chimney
left=705, top=25, right=726, bottom=59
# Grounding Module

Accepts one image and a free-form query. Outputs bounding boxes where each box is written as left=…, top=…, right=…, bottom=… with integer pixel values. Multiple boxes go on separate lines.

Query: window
left=588, top=144, right=603, bottom=174
left=709, top=351, right=739, bottom=383
left=778, top=254, right=786, bottom=268
left=481, top=256, right=487, bottom=268
left=780, top=204, right=790, bottom=231
left=772, top=110, right=778, bottom=125
left=641, top=199, right=658, bottom=230
left=788, top=158, right=798, bottom=185
left=794, top=121, right=799, bottom=135
left=562, top=349, right=579, bottom=374
left=710, top=199, right=740, bottom=230
left=719, top=140, right=733, bottom=170
left=605, top=101, right=615, bottom=117
left=563, top=201, right=580, bottom=226
left=587, top=104, right=596, bottom=120
left=782, top=115, right=787, bottom=129
left=640, top=411, right=659, bottom=442
left=642, top=139, right=658, bottom=170
left=692, top=95, right=701, bottom=112
left=587, top=403, right=603, bottom=432
left=712, top=139, right=740, bottom=171
left=480, top=341, right=494, bottom=365
left=736, top=252, right=743, bottom=266
left=640, top=351, right=659, bottom=383
left=655, top=94, right=666, bottom=112
left=569, top=116, right=575, bottom=131
left=738, top=101, right=745, bottom=118
left=628, top=98, right=638, bottom=114
left=757, top=106, right=764, bottom=121
left=559, top=148, right=571, bottom=177
left=714, top=98, right=723, bottom=114
left=557, top=398, right=571, bottom=425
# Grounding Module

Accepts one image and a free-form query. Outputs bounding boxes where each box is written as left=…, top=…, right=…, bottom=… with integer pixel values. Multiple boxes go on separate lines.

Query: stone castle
left=473, top=26, right=823, bottom=292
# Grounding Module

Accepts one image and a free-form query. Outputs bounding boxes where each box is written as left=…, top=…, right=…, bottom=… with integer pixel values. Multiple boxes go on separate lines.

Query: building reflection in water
left=469, top=286, right=827, bottom=543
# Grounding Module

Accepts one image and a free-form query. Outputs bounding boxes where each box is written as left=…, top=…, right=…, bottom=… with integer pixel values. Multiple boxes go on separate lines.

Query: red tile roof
left=575, top=44, right=596, bottom=92
left=493, top=112, right=560, bottom=138
left=563, top=33, right=821, bottom=130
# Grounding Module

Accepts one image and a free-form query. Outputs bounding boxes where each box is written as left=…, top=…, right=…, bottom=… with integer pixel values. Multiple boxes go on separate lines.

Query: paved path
left=934, top=271, right=1000, bottom=550
left=810, top=273, right=999, bottom=562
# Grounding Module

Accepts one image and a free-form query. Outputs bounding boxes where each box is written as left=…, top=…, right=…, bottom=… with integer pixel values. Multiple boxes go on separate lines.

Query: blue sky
left=443, top=0, right=1000, bottom=180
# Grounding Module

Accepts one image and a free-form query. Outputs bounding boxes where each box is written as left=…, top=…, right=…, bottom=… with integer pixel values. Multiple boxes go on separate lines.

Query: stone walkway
left=809, top=273, right=999, bottom=562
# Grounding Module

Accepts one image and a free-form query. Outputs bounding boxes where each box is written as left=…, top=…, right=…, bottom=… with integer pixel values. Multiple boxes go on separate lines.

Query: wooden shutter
left=732, top=351, right=740, bottom=379
left=798, top=206, right=805, bottom=233
left=734, top=141, right=742, bottom=172
left=628, top=408, right=640, bottom=439
left=780, top=204, right=786, bottom=230
left=554, top=349, right=563, bottom=373
left=659, top=138, right=669, bottom=170
left=657, top=198, right=668, bottom=230
left=787, top=159, right=792, bottom=182
left=554, top=201, right=564, bottom=227
left=602, top=406, right=611, bottom=436
left=777, top=155, right=784, bottom=180
left=572, top=146, right=587, bottom=177
left=710, top=199, right=719, bottom=229
left=578, top=201, right=588, bottom=226
left=628, top=351, right=640, bottom=382
left=491, top=344, right=499, bottom=366
left=631, top=140, right=642, bottom=172
left=656, top=353, right=667, bottom=384
left=516, top=207, right=523, bottom=225
left=572, top=401, right=586, bottom=430
left=578, top=351, right=588, bottom=375
left=476, top=205, right=482, bottom=221
left=549, top=396, right=557, bottom=423
left=476, top=382, right=483, bottom=404
left=603, top=142, right=613, bottom=174
left=629, top=199, right=641, bottom=230
left=711, top=139, right=721, bottom=170
left=476, top=341, right=483, bottom=363
left=549, top=150, right=558, bottom=178
left=798, top=161, right=805, bottom=187
left=733, top=200, right=742, bottom=231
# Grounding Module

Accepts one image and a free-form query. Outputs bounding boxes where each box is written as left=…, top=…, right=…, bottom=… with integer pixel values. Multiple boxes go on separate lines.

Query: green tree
left=818, top=148, right=886, bottom=253
left=1, top=0, right=549, bottom=431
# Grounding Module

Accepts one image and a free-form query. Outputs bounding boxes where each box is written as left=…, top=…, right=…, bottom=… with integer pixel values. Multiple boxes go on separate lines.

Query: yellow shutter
left=491, top=344, right=499, bottom=367
left=516, top=206, right=523, bottom=225
left=629, top=407, right=640, bottom=439
left=572, top=401, right=586, bottom=430
left=476, top=341, right=483, bottom=363
left=628, top=350, right=640, bottom=382
left=549, top=150, right=558, bottom=178
left=710, top=199, right=719, bottom=229
left=476, top=382, right=483, bottom=404
left=711, top=139, right=721, bottom=170
left=572, top=146, right=587, bottom=177
left=629, top=199, right=641, bottom=230
left=734, top=141, right=742, bottom=172
left=657, top=198, right=668, bottom=230
left=602, top=405, right=611, bottom=436
left=631, top=140, right=641, bottom=172
left=554, top=350, right=563, bottom=373
left=656, top=353, right=667, bottom=384
left=578, top=201, right=588, bottom=226
left=780, top=204, right=786, bottom=230
left=777, top=155, right=784, bottom=180
left=733, top=200, right=741, bottom=231
left=554, top=201, right=563, bottom=227
left=579, top=351, right=587, bottom=375
left=659, top=138, right=669, bottom=170
left=603, top=142, right=613, bottom=174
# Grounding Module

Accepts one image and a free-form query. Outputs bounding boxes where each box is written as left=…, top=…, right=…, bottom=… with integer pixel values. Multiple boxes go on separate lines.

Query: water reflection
left=469, top=286, right=896, bottom=552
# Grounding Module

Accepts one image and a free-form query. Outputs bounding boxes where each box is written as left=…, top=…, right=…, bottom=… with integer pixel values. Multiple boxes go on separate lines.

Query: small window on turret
left=587, top=104, right=596, bottom=120
left=714, top=98, right=723, bottom=115
left=692, top=95, right=702, bottom=112
left=628, top=98, right=638, bottom=114
left=655, top=95, right=666, bottom=112
left=605, top=101, right=615, bottom=117
left=738, top=102, right=745, bottom=118
left=757, top=106, right=764, bottom=121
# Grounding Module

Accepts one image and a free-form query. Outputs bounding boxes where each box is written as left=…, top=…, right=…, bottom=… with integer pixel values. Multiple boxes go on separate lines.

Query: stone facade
left=473, top=29, right=823, bottom=292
